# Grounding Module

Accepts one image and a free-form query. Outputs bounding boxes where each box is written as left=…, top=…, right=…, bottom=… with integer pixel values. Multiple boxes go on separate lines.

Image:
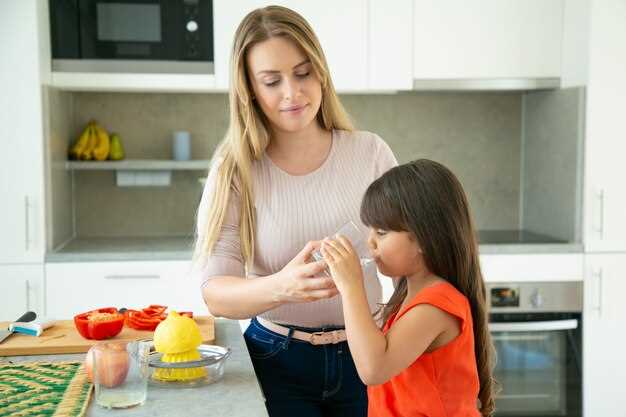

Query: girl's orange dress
left=368, top=282, right=481, bottom=417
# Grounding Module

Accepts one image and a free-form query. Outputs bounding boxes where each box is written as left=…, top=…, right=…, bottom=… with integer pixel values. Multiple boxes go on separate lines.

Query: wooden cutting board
left=0, top=316, right=214, bottom=356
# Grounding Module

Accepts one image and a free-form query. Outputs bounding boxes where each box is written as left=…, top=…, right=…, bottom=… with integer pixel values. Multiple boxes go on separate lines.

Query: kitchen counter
left=46, top=230, right=583, bottom=262
left=46, top=236, right=195, bottom=262
left=1, top=319, right=268, bottom=417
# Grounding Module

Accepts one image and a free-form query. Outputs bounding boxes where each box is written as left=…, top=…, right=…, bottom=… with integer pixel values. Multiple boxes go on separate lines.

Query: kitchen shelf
left=65, top=159, right=210, bottom=171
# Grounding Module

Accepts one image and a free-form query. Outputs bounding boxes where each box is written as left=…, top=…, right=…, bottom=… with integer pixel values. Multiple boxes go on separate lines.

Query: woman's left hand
left=321, top=236, right=364, bottom=294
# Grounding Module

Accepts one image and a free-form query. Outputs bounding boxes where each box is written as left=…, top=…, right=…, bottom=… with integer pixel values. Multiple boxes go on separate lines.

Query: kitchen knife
left=0, top=311, right=37, bottom=344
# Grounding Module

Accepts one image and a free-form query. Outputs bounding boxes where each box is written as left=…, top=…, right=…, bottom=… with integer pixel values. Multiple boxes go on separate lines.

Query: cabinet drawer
left=45, top=261, right=207, bottom=319
left=480, top=254, right=584, bottom=282
left=0, top=264, right=44, bottom=321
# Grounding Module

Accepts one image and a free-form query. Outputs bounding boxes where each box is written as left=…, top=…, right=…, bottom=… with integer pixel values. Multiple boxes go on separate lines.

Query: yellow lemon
left=153, top=311, right=202, bottom=354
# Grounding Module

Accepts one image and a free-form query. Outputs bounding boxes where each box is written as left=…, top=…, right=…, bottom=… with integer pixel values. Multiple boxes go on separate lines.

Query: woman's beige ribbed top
left=195, top=129, right=397, bottom=327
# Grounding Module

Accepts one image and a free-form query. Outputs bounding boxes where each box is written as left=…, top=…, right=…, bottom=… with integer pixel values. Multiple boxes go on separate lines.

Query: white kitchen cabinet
left=45, top=261, right=208, bottom=319
left=583, top=0, right=626, bottom=252
left=0, top=0, right=49, bottom=264
left=480, top=254, right=584, bottom=283
left=0, top=265, right=44, bottom=321
left=584, top=254, right=626, bottom=417
left=560, top=0, right=590, bottom=88
left=214, top=1, right=368, bottom=91
left=368, top=0, right=413, bottom=90
left=412, top=0, right=563, bottom=80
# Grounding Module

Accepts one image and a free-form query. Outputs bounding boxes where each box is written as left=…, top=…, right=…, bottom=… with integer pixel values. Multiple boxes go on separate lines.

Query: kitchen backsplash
left=47, top=90, right=523, bottom=248
left=521, top=88, right=584, bottom=242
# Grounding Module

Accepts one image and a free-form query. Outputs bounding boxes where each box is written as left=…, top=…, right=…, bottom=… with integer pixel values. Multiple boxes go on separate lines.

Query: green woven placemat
left=0, top=361, right=92, bottom=417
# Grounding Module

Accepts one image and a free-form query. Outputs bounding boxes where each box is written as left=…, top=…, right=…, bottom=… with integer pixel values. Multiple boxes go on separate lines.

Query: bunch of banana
left=68, top=121, right=112, bottom=161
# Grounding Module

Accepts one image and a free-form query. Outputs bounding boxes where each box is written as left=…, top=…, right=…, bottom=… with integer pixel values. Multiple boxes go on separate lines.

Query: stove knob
left=530, top=290, right=544, bottom=308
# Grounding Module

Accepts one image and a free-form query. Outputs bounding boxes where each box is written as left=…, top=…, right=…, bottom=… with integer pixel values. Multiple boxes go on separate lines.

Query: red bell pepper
left=74, top=307, right=125, bottom=340
left=124, top=309, right=163, bottom=331
left=123, top=305, right=194, bottom=331
left=142, top=305, right=167, bottom=316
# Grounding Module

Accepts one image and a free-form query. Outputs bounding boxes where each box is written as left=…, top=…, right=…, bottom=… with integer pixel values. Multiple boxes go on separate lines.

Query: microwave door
left=79, top=0, right=177, bottom=61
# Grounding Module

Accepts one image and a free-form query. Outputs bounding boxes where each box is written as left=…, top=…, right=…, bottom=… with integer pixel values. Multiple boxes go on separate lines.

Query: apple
left=85, top=342, right=130, bottom=388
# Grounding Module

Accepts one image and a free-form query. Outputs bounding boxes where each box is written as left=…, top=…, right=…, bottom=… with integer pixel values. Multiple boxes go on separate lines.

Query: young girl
left=321, top=159, right=497, bottom=417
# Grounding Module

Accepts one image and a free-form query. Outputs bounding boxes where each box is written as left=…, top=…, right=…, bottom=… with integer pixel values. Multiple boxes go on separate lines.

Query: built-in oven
left=49, top=0, right=213, bottom=74
left=488, top=281, right=582, bottom=417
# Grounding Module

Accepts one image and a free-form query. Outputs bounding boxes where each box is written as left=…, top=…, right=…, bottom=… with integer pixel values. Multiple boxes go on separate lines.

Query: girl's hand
left=321, top=236, right=365, bottom=294
left=273, top=241, right=339, bottom=303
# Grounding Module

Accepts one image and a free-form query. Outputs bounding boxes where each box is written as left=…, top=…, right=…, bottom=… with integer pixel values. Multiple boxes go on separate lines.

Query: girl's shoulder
left=397, top=281, right=471, bottom=327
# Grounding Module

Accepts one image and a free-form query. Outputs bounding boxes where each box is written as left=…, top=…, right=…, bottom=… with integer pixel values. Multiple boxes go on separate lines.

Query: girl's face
left=367, top=228, right=424, bottom=278
left=246, top=36, right=322, bottom=134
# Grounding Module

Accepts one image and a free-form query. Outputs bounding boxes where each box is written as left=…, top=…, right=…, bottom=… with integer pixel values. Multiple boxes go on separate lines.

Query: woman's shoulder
left=334, top=129, right=387, bottom=149
left=334, top=129, right=395, bottom=165
left=335, top=129, right=398, bottom=178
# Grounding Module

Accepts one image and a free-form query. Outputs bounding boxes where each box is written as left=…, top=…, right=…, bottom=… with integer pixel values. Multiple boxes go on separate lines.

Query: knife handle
left=15, top=311, right=36, bottom=323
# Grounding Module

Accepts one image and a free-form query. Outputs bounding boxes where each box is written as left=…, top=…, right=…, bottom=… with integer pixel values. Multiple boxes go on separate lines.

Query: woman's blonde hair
left=194, top=5, right=353, bottom=269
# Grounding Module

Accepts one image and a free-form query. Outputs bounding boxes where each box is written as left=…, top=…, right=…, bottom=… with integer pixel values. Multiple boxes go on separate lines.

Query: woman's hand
left=321, top=236, right=365, bottom=294
left=272, top=241, right=339, bottom=303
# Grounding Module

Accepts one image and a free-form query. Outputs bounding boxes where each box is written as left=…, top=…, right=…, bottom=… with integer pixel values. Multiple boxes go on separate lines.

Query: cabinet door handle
left=594, top=189, right=605, bottom=239
left=104, top=274, right=160, bottom=280
left=592, top=268, right=603, bottom=316
left=24, top=196, right=31, bottom=251
left=25, top=279, right=30, bottom=311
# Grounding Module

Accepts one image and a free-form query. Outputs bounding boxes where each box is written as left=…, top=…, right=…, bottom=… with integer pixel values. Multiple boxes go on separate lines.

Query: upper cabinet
left=49, top=1, right=571, bottom=93
left=0, top=0, right=48, bottom=264
left=583, top=0, right=626, bottom=252
left=412, top=0, right=564, bottom=82
left=368, top=0, right=413, bottom=90
left=214, top=0, right=368, bottom=92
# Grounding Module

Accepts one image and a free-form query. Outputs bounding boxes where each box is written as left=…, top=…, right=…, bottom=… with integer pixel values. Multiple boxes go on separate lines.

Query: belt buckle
left=309, top=331, right=326, bottom=345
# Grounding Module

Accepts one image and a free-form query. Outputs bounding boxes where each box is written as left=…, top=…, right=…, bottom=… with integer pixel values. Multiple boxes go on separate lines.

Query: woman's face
left=246, top=36, right=323, bottom=134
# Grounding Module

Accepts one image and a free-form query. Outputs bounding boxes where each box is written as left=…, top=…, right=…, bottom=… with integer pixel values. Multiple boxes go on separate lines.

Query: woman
left=194, top=6, right=397, bottom=416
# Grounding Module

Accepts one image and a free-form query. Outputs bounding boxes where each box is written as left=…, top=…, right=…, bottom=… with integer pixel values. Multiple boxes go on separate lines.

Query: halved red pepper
left=74, top=307, right=125, bottom=340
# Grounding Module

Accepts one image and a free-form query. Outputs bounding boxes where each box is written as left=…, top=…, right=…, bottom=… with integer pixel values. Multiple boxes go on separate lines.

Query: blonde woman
left=195, top=6, right=397, bottom=417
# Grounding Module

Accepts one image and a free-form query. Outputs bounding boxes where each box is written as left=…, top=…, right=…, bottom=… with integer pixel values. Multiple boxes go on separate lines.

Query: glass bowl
left=146, top=343, right=231, bottom=387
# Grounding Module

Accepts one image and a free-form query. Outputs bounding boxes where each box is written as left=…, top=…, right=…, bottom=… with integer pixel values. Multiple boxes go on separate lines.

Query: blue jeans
left=244, top=318, right=367, bottom=417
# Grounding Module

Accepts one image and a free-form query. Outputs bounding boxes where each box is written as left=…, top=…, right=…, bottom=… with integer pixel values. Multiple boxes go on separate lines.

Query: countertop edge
left=46, top=244, right=584, bottom=263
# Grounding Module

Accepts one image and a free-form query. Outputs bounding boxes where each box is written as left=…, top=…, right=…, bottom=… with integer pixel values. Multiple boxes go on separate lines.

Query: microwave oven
left=49, top=0, right=213, bottom=74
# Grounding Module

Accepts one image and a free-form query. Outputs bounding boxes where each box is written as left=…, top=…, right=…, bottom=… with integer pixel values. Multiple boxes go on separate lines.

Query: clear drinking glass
left=93, top=340, right=150, bottom=409
left=311, top=220, right=373, bottom=271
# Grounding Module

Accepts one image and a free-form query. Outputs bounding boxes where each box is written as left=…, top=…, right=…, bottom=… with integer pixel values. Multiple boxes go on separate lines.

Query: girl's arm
left=341, top=287, right=455, bottom=385
left=322, top=237, right=456, bottom=385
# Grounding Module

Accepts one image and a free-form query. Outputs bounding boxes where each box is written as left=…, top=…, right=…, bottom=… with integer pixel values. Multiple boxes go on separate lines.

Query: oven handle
left=489, top=319, right=578, bottom=332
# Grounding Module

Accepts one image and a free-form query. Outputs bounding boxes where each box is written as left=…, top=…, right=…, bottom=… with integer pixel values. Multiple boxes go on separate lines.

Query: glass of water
left=311, top=220, right=373, bottom=271
left=93, top=340, right=150, bottom=409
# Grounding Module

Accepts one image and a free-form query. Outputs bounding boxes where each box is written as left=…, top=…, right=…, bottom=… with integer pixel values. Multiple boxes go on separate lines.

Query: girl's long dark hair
left=360, top=159, right=497, bottom=417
